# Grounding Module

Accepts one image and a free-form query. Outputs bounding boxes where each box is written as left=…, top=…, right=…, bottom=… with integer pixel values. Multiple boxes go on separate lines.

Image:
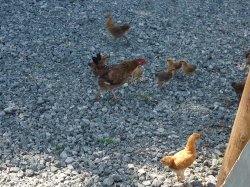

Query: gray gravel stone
left=17, top=171, right=24, bottom=178
left=58, top=173, right=66, bottom=182
left=128, top=164, right=135, bottom=169
left=152, top=178, right=162, bottom=187
left=142, top=180, right=151, bottom=186
left=111, top=174, right=123, bottom=182
left=25, top=169, right=34, bottom=177
left=157, top=128, right=165, bottom=134
left=138, top=168, right=146, bottom=176
left=51, top=166, right=58, bottom=173
left=65, top=157, right=74, bottom=164
left=10, top=167, right=20, bottom=173
left=4, top=106, right=18, bottom=114
left=60, top=151, right=68, bottom=159
left=103, top=176, right=114, bottom=186
left=214, top=149, right=223, bottom=157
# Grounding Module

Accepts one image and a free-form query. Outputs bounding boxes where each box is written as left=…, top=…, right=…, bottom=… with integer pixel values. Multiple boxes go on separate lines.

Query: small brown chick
left=167, top=58, right=177, bottom=76
left=181, top=60, right=197, bottom=75
left=106, top=14, right=130, bottom=39
left=160, top=133, right=203, bottom=182
left=174, top=61, right=182, bottom=70
left=231, top=80, right=246, bottom=98
left=167, top=58, right=182, bottom=69
left=155, top=70, right=173, bottom=87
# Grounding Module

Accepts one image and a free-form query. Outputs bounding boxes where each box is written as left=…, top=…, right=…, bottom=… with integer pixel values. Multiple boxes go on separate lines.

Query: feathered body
left=167, top=58, right=182, bottom=76
left=155, top=70, right=173, bottom=87
left=106, top=14, right=130, bottom=38
left=181, top=60, right=197, bottom=75
left=174, top=61, right=182, bottom=70
left=160, top=133, right=203, bottom=181
left=167, top=58, right=176, bottom=76
left=88, top=53, right=110, bottom=76
left=96, top=59, right=147, bottom=99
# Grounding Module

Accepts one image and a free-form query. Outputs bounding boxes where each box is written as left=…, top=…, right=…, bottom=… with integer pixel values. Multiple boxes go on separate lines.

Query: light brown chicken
left=88, top=53, right=110, bottom=76
left=160, top=133, right=203, bottom=181
left=155, top=70, right=174, bottom=87
left=106, top=14, right=130, bottom=39
left=181, top=60, right=197, bottom=75
left=96, top=58, right=147, bottom=99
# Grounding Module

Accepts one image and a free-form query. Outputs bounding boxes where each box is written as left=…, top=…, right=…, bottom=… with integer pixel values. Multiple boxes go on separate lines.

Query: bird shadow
left=185, top=180, right=215, bottom=187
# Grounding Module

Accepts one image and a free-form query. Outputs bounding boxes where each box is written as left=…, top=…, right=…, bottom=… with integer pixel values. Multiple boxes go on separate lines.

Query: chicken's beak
left=199, top=135, right=205, bottom=140
left=160, top=158, right=164, bottom=163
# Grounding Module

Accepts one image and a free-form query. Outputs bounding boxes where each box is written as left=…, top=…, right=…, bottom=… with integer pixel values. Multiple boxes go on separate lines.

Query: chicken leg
left=109, top=91, right=120, bottom=100
left=176, top=169, right=185, bottom=182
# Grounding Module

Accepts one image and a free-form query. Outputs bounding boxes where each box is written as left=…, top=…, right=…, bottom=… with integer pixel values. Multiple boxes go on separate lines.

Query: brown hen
left=96, top=58, right=147, bottom=99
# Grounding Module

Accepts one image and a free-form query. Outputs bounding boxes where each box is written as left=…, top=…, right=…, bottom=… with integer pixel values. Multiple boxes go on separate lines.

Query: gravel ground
left=0, top=0, right=250, bottom=186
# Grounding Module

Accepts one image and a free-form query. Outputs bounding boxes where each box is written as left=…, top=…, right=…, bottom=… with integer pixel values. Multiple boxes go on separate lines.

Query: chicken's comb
left=140, top=59, right=147, bottom=65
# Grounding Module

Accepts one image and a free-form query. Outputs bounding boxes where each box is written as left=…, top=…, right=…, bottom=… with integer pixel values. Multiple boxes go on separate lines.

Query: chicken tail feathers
left=92, top=53, right=102, bottom=65
left=97, top=53, right=101, bottom=60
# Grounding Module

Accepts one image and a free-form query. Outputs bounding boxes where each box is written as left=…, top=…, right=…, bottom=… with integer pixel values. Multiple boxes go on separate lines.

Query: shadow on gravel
left=0, top=91, right=227, bottom=186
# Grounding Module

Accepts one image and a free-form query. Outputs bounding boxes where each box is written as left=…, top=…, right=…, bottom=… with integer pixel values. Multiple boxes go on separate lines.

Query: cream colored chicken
left=160, top=133, right=203, bottom=181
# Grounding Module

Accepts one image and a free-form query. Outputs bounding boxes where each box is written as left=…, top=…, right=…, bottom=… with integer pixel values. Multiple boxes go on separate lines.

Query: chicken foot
left=109, top=91, right=120, bottom=100
left=96, top=90, right=120, bottom=100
